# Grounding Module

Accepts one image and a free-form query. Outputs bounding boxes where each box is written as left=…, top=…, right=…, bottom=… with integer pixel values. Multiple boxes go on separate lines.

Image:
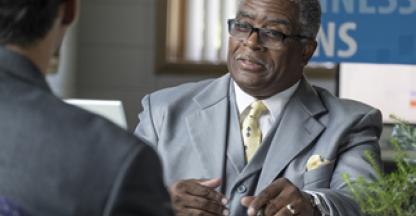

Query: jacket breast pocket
left=303, top=161, right=335, bottom=188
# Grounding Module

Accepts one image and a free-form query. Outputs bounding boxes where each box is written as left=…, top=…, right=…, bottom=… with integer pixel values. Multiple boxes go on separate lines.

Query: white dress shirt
left=234, top=81, right=300, bottom=138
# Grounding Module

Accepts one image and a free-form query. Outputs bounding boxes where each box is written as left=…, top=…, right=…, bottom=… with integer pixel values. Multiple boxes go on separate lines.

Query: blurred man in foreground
left=0, top=0, right=172, bottom=215
left=135, top=0, right=383, bottom=215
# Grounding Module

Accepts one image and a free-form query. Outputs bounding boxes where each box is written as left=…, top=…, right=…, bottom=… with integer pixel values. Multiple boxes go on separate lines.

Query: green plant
left=343, top=116, right=416, bottom=216
left=391, top=116, right=416, bottom=150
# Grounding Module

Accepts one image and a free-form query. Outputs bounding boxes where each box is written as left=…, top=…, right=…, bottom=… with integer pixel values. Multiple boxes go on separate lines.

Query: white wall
left=76, top=0, right=335, bottom=130
left=47, top=23, right=78, bottom=98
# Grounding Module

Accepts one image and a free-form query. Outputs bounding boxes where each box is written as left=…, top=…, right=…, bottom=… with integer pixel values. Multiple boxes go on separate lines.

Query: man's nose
left=243, top=30, right=264, bottom=51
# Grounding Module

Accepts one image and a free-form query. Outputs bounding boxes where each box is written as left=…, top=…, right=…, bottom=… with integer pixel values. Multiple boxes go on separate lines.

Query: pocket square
left=306, top=154, right=331, bottom=171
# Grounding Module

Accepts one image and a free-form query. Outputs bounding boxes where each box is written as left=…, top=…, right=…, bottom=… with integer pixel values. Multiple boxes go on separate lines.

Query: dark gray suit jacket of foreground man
left=0, top=46, right=172, bottom=216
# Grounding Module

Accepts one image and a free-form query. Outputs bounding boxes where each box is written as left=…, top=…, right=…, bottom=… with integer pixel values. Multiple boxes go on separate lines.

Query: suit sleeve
left=134, top=94, right=159, bottom=149
left=104, top=143, right=173, bottom=216
left=307, top=108, right=383, bottom=216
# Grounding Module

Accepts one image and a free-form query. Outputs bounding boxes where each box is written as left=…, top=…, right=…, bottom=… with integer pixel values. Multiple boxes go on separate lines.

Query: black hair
left=0, top=0, right=64, bottom=46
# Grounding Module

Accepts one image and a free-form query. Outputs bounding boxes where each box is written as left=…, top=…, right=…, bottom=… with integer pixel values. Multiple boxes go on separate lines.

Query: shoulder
left=39, top=94, right=142, bottom=151
left=143, top=74, right=230, bottom=110
left=313, top=86, right=382, bottom=126
left=315, top=86, right=378, bottom=113
left=147, top=78, right=215, bottom=104
left=46, top=96, right=161, bottom=177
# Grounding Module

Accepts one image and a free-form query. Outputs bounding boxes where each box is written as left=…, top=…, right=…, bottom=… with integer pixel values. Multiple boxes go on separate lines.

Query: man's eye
left=235, top=23, right=252, bottom=31
left=265, top=30, right=284, bottom=39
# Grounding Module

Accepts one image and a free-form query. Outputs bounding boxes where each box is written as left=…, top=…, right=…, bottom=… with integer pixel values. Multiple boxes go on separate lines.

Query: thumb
left=240, top=196, right=255, bottom=207
left=198, top=178, right=222, bottom=188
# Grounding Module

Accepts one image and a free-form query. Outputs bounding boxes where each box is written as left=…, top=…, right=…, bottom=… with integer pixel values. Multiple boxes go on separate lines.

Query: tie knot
left=249, top=101, right=267, bottom=118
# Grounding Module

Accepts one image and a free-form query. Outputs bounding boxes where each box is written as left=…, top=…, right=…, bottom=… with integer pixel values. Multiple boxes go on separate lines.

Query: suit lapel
left=185, top=74, right=231, bottom=178
left=226, top=84, right=246, bottom=173
left=256, top=78, right=327, bottom=192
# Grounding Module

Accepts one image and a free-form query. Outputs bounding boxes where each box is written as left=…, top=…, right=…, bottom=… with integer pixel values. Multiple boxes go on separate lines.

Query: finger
left=173, top=179, right=224, bottom=202
left=184, top=195, right=228, bottom=215
left=189, top=183, right=225, bottom=202
left=271, top=196, right=305, bottom=216
left=274, top=201, right=301, bottom=216
left=265, top=182, right=304, bottom=216
left=240, top=196, right=255, bottom=207
left=263, top=196, right=286, bottom=216
left=198, top=178, right=222, bottom=188
left=176, top=208, right=220, bottom=216
left=171, top=192, right=228, bottom=215
left=247, top=179, right=287, bottom=216
left=274, top=206, right=289, bottom=216
left=199, top=178, right=229, bottom=205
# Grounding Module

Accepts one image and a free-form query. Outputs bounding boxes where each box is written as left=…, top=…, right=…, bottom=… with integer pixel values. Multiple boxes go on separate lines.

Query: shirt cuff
left=304, top=190, right=331, bottom=216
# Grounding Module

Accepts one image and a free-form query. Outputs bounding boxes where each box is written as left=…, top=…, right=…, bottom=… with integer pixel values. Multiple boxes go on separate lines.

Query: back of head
left=0, top=0, right=63, bottom=47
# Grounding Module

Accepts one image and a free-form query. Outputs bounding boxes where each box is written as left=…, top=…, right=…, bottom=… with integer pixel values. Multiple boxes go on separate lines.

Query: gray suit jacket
left=135, top=73, right=383, bottom=216
left=0, top=47, right=172, bottom=215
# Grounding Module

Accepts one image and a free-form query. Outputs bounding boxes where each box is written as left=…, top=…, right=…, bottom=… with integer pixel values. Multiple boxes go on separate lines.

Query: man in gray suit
left=0, top=0, right=172, bottom=215
left=135, top=0, right=383, bottom=215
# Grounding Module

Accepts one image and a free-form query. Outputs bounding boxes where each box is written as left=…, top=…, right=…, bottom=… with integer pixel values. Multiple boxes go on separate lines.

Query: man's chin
left=235, top=80, right=267, bottom=95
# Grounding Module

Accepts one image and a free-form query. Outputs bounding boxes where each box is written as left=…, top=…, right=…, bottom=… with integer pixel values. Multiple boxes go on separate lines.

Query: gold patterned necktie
left=242, top=101, right=268, bottom=162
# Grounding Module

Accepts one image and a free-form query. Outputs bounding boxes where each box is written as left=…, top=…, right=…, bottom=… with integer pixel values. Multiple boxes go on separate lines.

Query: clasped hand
left=169, top=178, right=229, bottom=216
left=241, top=178, right=316, bottom=216
left=169, top=177, right=315, bottom=216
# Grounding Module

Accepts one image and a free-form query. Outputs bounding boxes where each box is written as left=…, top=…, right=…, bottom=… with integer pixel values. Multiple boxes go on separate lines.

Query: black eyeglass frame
left=227, top=19, right=310, bottom=48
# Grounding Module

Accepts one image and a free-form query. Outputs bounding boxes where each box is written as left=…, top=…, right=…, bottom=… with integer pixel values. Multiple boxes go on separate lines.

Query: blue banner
left=311, top=0, right=416, bottom=64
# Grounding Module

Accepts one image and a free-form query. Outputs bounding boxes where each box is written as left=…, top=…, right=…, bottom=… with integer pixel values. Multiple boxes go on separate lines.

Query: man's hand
left=170, top=178, right=229, bottom=216
left=241, top=178, right=315, bottom=216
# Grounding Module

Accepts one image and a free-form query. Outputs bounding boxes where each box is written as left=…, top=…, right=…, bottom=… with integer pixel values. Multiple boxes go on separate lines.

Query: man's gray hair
left=237, top=0, right=321, bottom=38
left=292, top=0, right=321, bottom=38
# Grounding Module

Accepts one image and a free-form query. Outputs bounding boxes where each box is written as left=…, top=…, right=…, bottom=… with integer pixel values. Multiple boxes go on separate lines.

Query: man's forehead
left=236, top=10, right=290, bottom=26
left=237, top=0, right=299, bottom=15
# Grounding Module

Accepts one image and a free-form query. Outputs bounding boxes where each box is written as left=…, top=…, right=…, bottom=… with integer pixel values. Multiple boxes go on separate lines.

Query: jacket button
left=237, top=185, right=247, bottom=193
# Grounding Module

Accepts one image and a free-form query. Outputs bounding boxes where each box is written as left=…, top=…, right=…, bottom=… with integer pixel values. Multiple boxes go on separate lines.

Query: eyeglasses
left=227, top=19, right=308, bottom=49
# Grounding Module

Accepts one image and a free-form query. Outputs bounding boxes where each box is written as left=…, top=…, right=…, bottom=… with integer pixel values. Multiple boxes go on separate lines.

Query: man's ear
left=301, top=39, right=317, bottom=65
left=62, top=0, right=77, bottom=25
